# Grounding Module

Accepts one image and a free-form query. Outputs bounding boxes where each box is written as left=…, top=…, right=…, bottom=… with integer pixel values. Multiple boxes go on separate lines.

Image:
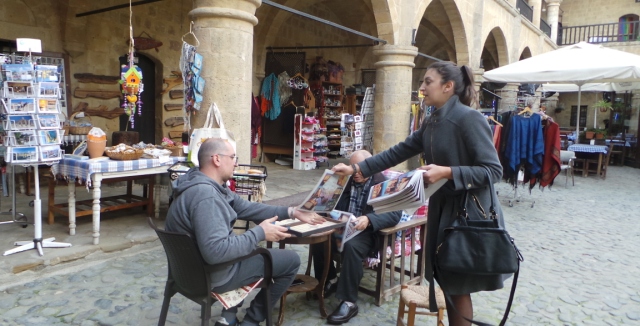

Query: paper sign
left=16, top=38, right=42, bottom=53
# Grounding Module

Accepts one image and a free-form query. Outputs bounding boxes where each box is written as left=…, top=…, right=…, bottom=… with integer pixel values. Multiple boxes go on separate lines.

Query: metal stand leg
left=4, top=165, right=71, bottom=256
left=0, top=166, right=28, bottom=227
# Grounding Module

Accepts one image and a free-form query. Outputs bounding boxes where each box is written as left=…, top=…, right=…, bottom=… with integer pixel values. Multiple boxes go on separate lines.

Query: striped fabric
left=567, top=144, right=608, bottom=154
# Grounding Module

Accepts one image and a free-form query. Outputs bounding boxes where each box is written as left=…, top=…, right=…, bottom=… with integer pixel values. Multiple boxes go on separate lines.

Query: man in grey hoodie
left=165, top=138, right=322, bottom=326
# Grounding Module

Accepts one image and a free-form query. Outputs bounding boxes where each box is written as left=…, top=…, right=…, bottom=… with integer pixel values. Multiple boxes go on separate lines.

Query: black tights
left=445, top=294, right=473, bottom=326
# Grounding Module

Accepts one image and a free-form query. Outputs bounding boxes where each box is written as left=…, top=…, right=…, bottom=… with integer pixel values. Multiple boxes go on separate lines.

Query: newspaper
left=298, top=170, right=351, bottom=213
left=329, top=210, right=362, bottom=252
left=367, top=170, right=446, bottom=214
left=211, top=278, right=263, bottom=310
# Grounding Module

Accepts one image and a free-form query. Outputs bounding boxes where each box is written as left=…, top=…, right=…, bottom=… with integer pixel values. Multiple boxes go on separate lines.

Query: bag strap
left=458, top=171, right=497, bottom=219
left=431, top=260, right=520, bottom=326
left=203, top=103, right=215, bottom=128
left=212, top=102, right=226, bottom=129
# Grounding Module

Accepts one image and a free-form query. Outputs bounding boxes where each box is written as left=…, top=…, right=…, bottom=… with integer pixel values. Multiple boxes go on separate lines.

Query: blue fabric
left=505, top=114, right=544, bottom=176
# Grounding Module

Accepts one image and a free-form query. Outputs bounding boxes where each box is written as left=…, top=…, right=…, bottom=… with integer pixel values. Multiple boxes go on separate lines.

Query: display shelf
left=293, top=114, right=317, bottom=170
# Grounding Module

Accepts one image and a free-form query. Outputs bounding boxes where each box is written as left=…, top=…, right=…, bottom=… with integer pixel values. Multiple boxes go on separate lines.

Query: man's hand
left=291, top=208, right=323, bottom=225
left=331, top=163, right=353, bottom=176
left=259, top=216, right=292, bottom=242
left=354, top=215, right=370, bottom=231
left=418, top=164, right=452, bottom=184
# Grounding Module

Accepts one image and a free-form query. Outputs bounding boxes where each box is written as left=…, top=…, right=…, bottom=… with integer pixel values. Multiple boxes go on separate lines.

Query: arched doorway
left=118, top=53, right=156, bottom=144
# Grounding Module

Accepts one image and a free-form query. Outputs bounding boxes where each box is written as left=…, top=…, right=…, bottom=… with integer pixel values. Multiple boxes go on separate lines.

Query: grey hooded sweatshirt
left=165, top=168, right=290, bottom=288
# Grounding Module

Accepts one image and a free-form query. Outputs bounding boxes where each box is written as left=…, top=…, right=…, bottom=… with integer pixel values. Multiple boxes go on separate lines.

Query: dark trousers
left=311, top=229, right=374, bottom=303
left=211, top=249, right=300, bottom=324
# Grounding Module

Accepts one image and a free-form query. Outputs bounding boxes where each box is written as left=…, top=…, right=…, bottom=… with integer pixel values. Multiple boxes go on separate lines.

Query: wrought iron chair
left=148, top=217, right=274, bottom=326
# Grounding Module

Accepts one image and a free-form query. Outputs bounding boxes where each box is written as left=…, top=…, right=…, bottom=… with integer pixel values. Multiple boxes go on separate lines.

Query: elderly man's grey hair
left=198, top=138, right=231, bottom=167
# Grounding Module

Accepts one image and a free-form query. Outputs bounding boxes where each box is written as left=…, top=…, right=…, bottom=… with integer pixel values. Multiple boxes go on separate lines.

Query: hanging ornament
left=119, top=0, right=144, bottom=130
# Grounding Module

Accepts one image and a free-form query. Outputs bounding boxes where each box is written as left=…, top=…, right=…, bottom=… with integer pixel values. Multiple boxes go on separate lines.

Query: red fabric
left=540, top=120, right=561, bottom=187
left=492, top=125, right=502, bottom=154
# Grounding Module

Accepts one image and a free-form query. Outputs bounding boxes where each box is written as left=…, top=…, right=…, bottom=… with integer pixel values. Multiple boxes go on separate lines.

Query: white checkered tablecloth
left=51, top=156, right=185, bottom=188
left=567, top=144, right=608, bottom=154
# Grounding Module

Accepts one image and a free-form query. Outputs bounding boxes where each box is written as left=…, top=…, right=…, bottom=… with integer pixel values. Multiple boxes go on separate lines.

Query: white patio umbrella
left=538, top=82, right=640, bottom=128
left=483, top=42, right=640, bottom=134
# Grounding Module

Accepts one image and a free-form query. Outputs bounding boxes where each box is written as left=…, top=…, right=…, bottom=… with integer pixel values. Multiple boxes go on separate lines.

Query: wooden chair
left=585, top=143, right=614, bottom=180
left=609, top=140, right=625, bottom=166
left=358, top=217, right=428, bottom=306
left=397, top=285, right=446, bottom=326
left=148, top=217, right=274, bottom=326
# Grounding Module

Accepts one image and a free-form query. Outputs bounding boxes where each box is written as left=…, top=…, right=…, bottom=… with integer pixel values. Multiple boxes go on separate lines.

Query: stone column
left=530, top=0, right=542, bottom=28
left=189, top=0, right=261, bottom=164
left=499, top=83, right=520, bottom=113
left=372, top=45, right=418, bottom=171
left=547, top=0, right=563, bottom=44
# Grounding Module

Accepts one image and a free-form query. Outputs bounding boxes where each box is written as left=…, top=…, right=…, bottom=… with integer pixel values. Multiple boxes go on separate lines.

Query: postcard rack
left=1, top=57, right=70, bottom=256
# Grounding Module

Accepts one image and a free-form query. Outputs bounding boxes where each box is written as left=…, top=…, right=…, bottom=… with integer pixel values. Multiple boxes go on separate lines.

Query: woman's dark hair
left=427, top=61, right=478, bottom=108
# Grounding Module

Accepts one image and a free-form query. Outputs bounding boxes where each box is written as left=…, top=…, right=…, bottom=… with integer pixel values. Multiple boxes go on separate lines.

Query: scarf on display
left=180, top=41, right=205, bottom=130
left=539, top=119, right=561, bottom=188
left=504, top=113, right=544, bottom=188
left=260, top=73, right=281, bottom=120
left=348, top=177, right=373, bottom=218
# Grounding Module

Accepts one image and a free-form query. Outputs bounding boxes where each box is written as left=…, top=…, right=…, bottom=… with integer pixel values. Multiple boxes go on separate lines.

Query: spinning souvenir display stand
left=1, top=49, right=71, bottom=256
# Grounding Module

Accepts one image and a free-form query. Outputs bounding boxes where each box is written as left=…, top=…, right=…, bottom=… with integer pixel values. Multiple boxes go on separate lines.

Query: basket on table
left=104, top=146, right=144, bottom=160
left=69, top=111, right=93, bottom=135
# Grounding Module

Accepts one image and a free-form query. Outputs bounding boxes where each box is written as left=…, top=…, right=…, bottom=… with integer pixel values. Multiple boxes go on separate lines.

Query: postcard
left=2, top=63, right=34, bottom=82
left=6, top=115, right=36, bottom=130
left=37, top=82, right=59, bottom=98
left=38, top=130, right=61, bottom=145
left=298, top=170, right=350, bottom=213
left=36, top=65, right=59, bottom=82
left=3, top=81, right=34, bottom=98
left=37, top=98, right=59, bottom=113
left=8, top=98, right=36, bottom=114
left=40, top=145, right=62, bottom=161
left=9, top=146, right=38, bottom=163
left=8, top=130, right=38, bottom=146
left=37, top=114, right=60, bottom=129
left=354, top=115, right=362, bottom=122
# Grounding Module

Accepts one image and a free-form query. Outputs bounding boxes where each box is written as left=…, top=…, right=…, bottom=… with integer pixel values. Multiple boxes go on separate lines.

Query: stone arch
left=480, top=26, right=508, bottom=71
left=519, top=46, right=532, bottom=60
left=414, top=0, right=469, bottom=66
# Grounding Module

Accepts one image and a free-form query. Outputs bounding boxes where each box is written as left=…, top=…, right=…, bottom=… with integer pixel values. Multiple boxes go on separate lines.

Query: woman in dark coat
left=332, top=61, right=506, bottom=326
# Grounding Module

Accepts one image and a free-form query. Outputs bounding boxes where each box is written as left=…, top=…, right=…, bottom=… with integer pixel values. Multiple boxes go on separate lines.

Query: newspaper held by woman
left=367, top=169, right=446, bottom=214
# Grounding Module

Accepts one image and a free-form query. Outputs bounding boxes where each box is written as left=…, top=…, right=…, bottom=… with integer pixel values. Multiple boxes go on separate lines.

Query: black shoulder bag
left=431, top=178, right=524, bottom=326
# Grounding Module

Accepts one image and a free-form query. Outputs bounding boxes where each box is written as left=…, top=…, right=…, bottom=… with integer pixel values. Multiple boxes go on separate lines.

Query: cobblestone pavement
left=1, top=163, right=639, bottom=325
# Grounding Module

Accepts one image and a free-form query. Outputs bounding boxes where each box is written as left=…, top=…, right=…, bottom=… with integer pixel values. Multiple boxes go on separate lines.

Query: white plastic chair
left=560, top=150, right=576, bottom=187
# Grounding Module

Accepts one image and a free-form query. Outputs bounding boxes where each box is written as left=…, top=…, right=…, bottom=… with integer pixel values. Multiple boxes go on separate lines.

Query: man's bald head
left=349, top=150, right=371, bottom=165
left=198, top=138, right=230, bottom=168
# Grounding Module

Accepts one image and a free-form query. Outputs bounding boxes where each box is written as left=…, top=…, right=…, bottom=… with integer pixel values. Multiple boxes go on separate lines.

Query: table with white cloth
left=567, top=144, right=609, bottom=177
left=50, top=157, right=184, bottom=244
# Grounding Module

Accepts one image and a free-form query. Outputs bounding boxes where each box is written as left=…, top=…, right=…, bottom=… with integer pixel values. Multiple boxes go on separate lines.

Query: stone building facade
left=1, top=0, right=563, bottom=168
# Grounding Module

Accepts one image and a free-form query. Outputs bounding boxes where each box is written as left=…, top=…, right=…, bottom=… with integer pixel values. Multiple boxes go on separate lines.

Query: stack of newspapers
left=367, top=170, right=446, bottom=214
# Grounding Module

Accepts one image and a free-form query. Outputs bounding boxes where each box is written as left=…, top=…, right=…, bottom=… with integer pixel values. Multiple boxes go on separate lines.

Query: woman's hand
left=418, top=164, right=452, bottom=184
left=332, top=163, right=353, bottom=175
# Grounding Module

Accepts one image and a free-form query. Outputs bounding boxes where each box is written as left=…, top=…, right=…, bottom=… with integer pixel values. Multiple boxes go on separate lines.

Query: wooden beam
left=169, top=89, right=184, bottom=99
left=74, top=73, right=120, bottom=84
left=72, top=102, right=125, bottom=119
left=74, top=87, right=122, bottom=100
left=76, top=0, right=163, bottom=18
left=164, top=104, right=182, bottom=111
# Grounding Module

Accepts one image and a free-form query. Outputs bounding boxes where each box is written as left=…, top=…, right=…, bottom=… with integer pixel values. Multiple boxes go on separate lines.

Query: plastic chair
left=559, top=150, right=576, bottom=187
left=148, top=217, right=274, bottom=326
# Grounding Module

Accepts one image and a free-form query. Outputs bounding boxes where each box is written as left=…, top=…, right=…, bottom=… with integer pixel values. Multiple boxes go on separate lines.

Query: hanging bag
left=432, top=174, right=524, bottom=326
left=187, top=103, right=236, bottom=167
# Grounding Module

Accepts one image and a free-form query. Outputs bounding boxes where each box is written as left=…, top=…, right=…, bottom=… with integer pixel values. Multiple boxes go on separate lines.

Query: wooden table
left=267, top=229, right=334, bottom=325
left=567, top=144, right=608, bottom=177
left=49, top=157, right=183, bottom=244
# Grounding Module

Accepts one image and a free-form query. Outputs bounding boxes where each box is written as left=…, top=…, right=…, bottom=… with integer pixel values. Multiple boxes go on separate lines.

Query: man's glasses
left=213, top=154, right=238, bottom=164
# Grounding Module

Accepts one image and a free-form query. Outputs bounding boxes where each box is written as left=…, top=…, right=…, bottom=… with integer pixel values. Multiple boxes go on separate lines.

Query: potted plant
left=594, top=100, right=612, bottom=113
left=585, top=128, right=596, bottom=139
left=594, top=128, right=607, bottom=139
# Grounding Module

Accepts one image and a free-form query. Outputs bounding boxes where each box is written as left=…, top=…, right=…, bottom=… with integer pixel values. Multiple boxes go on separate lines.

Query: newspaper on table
left=298, top=169, right=351, bottom=213
left=367, top=170, right=446, bottom=214
left=211, top=278, right=263, bottom=309
left=329, top=210, right=362, bottom=252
